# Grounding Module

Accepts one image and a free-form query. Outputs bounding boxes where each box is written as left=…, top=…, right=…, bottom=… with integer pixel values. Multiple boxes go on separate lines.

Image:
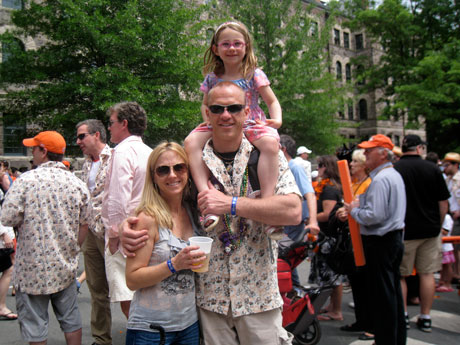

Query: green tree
left=344, top=0, right=460, bottom=153
left=0, top=0, right=206, bottom=152
left=213, top=0, right=346, bottom=154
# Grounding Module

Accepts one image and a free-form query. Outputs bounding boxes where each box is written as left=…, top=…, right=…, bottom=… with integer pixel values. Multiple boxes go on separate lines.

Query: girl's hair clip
left=216, top=21, right=241, bottom=33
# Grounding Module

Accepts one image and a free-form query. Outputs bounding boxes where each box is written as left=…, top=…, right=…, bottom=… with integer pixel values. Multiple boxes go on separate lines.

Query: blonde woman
left=125, top=142, right=205, bottom=345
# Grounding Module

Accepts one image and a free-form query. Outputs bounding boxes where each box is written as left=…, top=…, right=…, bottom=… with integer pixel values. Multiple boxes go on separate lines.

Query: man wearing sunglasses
left=76, top=119, right=113, bottom=345
left=121, top=82, right=302, bottom=345
left=101, top=102, right=152, bottom=320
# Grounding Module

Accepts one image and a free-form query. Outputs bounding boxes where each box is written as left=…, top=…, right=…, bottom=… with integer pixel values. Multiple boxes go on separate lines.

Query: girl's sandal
left=200, top=214, right=220, bottom=232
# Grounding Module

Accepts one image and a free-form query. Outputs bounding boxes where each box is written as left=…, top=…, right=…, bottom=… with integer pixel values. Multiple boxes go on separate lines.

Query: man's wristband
left=231, top=196, right=238, bottom=216
left=166, top=259, right=176, bottom=274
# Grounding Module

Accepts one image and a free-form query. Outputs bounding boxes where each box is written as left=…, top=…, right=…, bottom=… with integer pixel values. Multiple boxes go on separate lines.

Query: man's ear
left=205, top=107, right=211, bottom=124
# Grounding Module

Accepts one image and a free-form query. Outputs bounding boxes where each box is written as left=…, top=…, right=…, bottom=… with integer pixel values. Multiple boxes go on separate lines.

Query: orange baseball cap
left=358, top=134, right=394, bottom=150
left=62, top=160, right=70, bottom=168
left=23, top=131, right=66, bottom=154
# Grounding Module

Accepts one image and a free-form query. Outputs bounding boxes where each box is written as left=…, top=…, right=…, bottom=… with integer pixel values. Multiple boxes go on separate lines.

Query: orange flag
left=337, top=160, right=366, bottom=266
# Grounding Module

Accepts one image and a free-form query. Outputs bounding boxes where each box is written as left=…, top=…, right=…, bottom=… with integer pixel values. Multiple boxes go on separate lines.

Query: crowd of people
left=0, top=19, right=459, bottom=345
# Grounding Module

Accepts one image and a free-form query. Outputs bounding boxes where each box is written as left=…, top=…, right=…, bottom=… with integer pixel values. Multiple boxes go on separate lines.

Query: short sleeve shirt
left=1, top=161, right=90, bottom=294
left=195, top=137, right=301, bottom=317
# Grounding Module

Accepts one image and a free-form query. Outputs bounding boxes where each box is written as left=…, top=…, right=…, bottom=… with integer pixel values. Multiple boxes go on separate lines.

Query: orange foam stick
left=337, top=160, right=366, bottom=266
left=442, top=236, right=460, bottom=244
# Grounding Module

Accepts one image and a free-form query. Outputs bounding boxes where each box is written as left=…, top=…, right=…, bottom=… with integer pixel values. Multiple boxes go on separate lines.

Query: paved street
left=1, top=256, right=459, bottom=344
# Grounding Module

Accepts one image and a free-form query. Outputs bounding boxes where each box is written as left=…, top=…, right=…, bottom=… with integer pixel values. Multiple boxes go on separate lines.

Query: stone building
left=309, top=0, right=425, bottom=147
left=0, top=0, right=425, bottom=166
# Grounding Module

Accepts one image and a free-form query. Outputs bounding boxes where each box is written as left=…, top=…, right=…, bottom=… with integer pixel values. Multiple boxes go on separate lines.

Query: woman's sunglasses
left=155, top=163, right=187, bottom=177
left=208, top=104, right=245, bottom=115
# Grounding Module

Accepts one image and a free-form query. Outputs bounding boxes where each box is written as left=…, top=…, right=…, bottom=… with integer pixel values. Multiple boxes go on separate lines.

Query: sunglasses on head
left=155, top=163, right=187, bottom=177
left=208, top=104, right=245, bottom=115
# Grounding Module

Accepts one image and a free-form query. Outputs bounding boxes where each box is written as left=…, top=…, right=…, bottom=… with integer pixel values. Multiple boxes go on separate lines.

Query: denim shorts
left=126, top=321, right=200, bottom=345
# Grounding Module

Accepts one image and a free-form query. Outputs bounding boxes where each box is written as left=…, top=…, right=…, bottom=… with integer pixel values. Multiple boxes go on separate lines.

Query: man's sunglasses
left=77, top=133, right=92, bottom=141
left=155, top=163, right=187, bottom=177
left=208, top=104, right=245, bottom=115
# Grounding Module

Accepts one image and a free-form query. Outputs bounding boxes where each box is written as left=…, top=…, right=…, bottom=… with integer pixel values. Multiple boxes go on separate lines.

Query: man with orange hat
left=1, top=131, right=91, bottom=345
left=343, top=134, right=407, bottom=345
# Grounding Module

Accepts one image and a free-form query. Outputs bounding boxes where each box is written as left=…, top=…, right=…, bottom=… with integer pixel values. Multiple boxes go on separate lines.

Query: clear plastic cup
left=189, top=236, right=213, bottom=273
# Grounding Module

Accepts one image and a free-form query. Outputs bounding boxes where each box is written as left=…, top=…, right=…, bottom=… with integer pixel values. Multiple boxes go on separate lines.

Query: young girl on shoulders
left=184, top=21, right=283, bottom=239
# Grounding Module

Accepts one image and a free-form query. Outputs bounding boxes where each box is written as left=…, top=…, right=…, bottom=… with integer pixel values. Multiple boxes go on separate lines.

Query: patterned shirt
left=80, top=144, right=112, bottom=239
left=195, top=137, right=301, bottom=317
left=1, top=161, right=91, bottom=294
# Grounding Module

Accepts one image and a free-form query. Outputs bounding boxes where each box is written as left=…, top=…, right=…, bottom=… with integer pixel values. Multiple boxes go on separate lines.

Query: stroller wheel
left=293, top=318, right=321, bottom=345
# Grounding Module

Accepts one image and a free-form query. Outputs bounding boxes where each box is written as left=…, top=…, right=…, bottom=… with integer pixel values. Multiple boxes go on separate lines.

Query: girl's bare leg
left=184, top=130, right=219, bottom=231
left=251, top=136, right=283, bottom=239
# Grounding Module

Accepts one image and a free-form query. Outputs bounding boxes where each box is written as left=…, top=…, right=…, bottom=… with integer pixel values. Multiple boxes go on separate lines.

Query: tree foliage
left=0, top=0, right=206, bottom=152
left=344, top=0, right=460, bottom=153
left=215, top=0, right=347, bottom=154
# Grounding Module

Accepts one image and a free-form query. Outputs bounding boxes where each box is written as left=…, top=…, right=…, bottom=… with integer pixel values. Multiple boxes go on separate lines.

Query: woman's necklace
left=219, top=166, right=249, bottom=255
left=352, top=175, right=369, bottom=196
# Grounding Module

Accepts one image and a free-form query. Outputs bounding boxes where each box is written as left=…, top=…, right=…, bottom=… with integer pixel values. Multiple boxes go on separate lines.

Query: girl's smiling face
left=213, top=28, right=246, bottom=68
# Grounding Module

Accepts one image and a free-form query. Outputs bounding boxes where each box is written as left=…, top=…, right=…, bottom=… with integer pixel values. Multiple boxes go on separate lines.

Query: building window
left=345, top=64, right=351, bottom=82
left=344, top=32, right=350, bottom=49
left=336, top=61, right=342, bottom=80
left=348, top=103, right=354, bottom=120
left=334, top=29, right=340, bottom=45
left=355, top=34, right=363, bottom=50
left=338, top=111, right=344, bottom=119
left=359, top=99, right=368, bottom=120
left=1, top=38, right=24, bottom=63
left=356, top=65, right=365, bottom=85
left=310, top=21, right=318, bottom=36
left=394, top=135, right=400, bottom=146
left=2, top=0, right=22, bottom=9
left=2, top=115, right=27, bottom=156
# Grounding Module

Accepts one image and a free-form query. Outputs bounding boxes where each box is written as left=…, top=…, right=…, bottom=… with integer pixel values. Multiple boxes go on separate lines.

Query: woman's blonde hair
left=203, top=21, right=258, bottom=80
left=352, top=149, right=366, bottom=165
left=135, top=141, right=190, bottom=230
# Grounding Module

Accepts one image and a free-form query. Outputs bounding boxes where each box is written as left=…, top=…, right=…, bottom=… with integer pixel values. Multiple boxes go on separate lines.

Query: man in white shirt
left=101, top=102, right=152, bottom=318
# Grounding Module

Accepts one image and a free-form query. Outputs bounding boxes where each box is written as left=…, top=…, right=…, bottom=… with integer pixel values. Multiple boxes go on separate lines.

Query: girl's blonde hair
left=135, top=141, right=190, bottom=230
left=203, top=21, right=258, bottom=80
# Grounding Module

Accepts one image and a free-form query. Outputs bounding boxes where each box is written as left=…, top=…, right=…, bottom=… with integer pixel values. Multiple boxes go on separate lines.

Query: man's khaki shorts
left=400, top=234, right=442, bottom=276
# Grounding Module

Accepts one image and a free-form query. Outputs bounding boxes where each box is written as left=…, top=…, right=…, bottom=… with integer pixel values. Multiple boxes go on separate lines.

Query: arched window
left=206, top=28, right=214, bottom=43
left=359, top=99, right=368, bottom=120
left=345, top=64, right=351, bottom=82
left=1, top=38, right=25, bottom=63
left=336, top=61, right=342, bottom=80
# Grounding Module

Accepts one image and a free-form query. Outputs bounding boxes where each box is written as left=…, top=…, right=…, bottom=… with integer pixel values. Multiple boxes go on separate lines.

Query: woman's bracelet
left=231, top=196, right=238, bottom=216
left=166, top=259, right=176, bottom=274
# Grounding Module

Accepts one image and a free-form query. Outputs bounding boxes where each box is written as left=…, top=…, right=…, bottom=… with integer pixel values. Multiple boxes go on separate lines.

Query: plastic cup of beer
left=189, top=236, right=213, bottom=273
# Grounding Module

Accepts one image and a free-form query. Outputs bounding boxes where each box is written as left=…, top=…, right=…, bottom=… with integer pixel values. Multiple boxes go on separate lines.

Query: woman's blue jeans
left=126, top=321, right=200, bottom=345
